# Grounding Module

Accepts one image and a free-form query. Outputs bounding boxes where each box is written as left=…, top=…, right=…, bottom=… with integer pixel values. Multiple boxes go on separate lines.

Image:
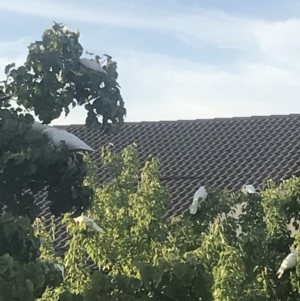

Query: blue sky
left=1, top=0, right=300, bottom=125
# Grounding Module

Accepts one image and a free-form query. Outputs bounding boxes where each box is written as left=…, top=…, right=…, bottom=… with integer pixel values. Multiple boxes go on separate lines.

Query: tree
left=36, top=144, right=300, bottom=300
left=2, top=22, right=300, bottom=301
left=0, top=22, right=125, bottom=301
left=3, top=22, right=125, bottom=131
left=35, top=144, right=213, bottom=300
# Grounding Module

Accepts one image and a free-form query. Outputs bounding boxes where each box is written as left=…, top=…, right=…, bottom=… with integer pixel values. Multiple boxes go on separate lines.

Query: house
left=36, top=114, right=300, bottom=256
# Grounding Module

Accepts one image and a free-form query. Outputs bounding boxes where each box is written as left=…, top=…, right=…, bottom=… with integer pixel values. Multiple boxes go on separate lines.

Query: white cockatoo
left=53, top=263, right=65, bottom=279
left=79, top=58, right=107, bottom=75
left=43, top=261, right=64, bottom=279
left=276, top=252, right=298, bottom=278
left=74, top=214, right=105, bottom=233
left=31, top=121, right=49, bottom=132
left=42, top=127, right=94, bottom=152
left=242, top=184, right=256, bottom=194
left=189, top=186, right=208, bottom=214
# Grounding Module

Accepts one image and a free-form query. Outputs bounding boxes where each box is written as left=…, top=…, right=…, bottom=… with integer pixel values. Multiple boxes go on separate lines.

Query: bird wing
left=52, top=129, right=94, bottom=152
left=283, top=253, right=298, bottom=269
left=92, top=222, right=105, bottom=233
left=277, top=252, right=297, bottom=276
left=189, top=197, right=199, bottom=214
left=54, top=263, right=64, bottom=273
left=81, top=215, right=94, bottom=225
left=79, top=215, right=105, bottom=233
left=79, top=58, right=107, bottom=74
left=74, top=215, right=93, bottom=227
left=189, top=186, right=207, bottom=214
left=32, top=121, right=48, bottom=132
left=53, top=263, right=64, bottom=279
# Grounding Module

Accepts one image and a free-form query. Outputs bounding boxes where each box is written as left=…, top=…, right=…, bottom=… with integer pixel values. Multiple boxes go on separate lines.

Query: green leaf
left=5, top=63, right=15, bottom=75
left=0, top=254, right=12, bottom=274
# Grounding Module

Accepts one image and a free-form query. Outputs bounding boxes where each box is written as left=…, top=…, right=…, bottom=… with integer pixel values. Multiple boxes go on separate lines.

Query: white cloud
left=116, top=53, right=300, bottom=120
left=50, top=51, right=300, bottom=125
left=0, top=0, right=272, bottom=50
left=1, top=0, right=299, bottom=55
left=2, top=1, right=300, bottom=125
left=253, top=18, right=300, bottom=67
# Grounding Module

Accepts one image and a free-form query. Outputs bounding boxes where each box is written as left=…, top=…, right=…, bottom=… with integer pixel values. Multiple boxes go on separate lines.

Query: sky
left=1, top=0, right=300, bottom=125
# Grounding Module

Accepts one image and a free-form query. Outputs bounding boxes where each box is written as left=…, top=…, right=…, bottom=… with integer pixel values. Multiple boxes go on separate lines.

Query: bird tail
left=189, top=205, right=198, bottom=214
left=276, top=267, right=284, bottom=279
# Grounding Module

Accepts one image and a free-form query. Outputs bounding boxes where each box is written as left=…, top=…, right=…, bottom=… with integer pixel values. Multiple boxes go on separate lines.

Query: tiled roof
left=36, top=114, right=300, bottom=253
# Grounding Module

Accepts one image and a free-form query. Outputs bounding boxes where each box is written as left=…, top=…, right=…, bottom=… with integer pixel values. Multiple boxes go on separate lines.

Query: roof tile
left=35, top=114, right=300, bottom=252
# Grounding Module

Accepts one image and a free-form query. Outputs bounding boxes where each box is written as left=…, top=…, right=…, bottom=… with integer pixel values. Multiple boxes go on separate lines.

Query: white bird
left=189, top=186, right=208, bottom=214
left=42, top=127, right=94, bottom=152
left=242, top=184, right=256, bottom=194
left=31, top=121, right=49, bottom=132
left=53, top=263, right=65, bottom=279
left=277, top=252, right=298, bottom=278
left=79, top=58, right=107, bottom=75
left=74, top=215, right=105, bottom=233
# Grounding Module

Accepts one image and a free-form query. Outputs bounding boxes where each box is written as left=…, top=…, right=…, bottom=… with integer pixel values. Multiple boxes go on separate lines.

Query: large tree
left=2, top=22, right=300, bottom=301
left=0, top=22, right=125, bottom=301
left=35, top=144, right=213, bottom=300
left=36, top=143, right=300, bottom=301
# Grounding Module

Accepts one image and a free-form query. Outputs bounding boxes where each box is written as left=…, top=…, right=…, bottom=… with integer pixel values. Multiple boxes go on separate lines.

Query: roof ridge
left=54, top=113, right=300, bottom=127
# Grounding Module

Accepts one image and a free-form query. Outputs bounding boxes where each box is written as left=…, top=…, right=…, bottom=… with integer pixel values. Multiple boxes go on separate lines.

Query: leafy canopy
left=2, top=21, right=300, bottom=301
left=36, top=144, right=300, bottom=301
left=3, top=21, right=125, bottom=131
left=0, top=22, right=125, bottom=301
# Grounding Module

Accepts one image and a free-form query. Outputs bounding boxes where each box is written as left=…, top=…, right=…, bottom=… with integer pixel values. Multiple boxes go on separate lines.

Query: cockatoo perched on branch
left=32, top=121, right=49, bottom=132
left=42, top=127, right=94, bottom=152
left=276, top=252, right=298, bottom=279
left=44, top=261, right=64, bottom=280
left=0, top=90, right=93, bottom=153
left=53, top=263, right=65, bottom=279
left=79, top=58, right=107, bottom=75
left=189, top=185, right=208, bottom=214
left=74, top=215, right=105, bottom=233
left=242, top=184, right=256, bottom=194
left=2, top=95, right=94, bottom=152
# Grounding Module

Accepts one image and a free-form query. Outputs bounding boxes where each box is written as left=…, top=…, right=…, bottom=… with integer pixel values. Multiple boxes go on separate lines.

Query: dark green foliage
left=0, top=254, right=64, bottom=301
left=2, top=21, right=300, bottom=301
left=0, top=214, right=40, bottom=264
left=0, top=21, right=126, bottom=218
left=3, top=22, right=125, bottom=131
left=0, top=22, right=125, bottom=301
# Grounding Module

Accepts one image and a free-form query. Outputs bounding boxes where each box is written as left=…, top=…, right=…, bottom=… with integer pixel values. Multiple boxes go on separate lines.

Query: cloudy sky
left=1, top=0, right=300, bottom=125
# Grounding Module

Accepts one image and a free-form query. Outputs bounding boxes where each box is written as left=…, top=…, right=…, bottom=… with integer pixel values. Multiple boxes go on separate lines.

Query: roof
left=36, top=114, right=300, bottom=253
